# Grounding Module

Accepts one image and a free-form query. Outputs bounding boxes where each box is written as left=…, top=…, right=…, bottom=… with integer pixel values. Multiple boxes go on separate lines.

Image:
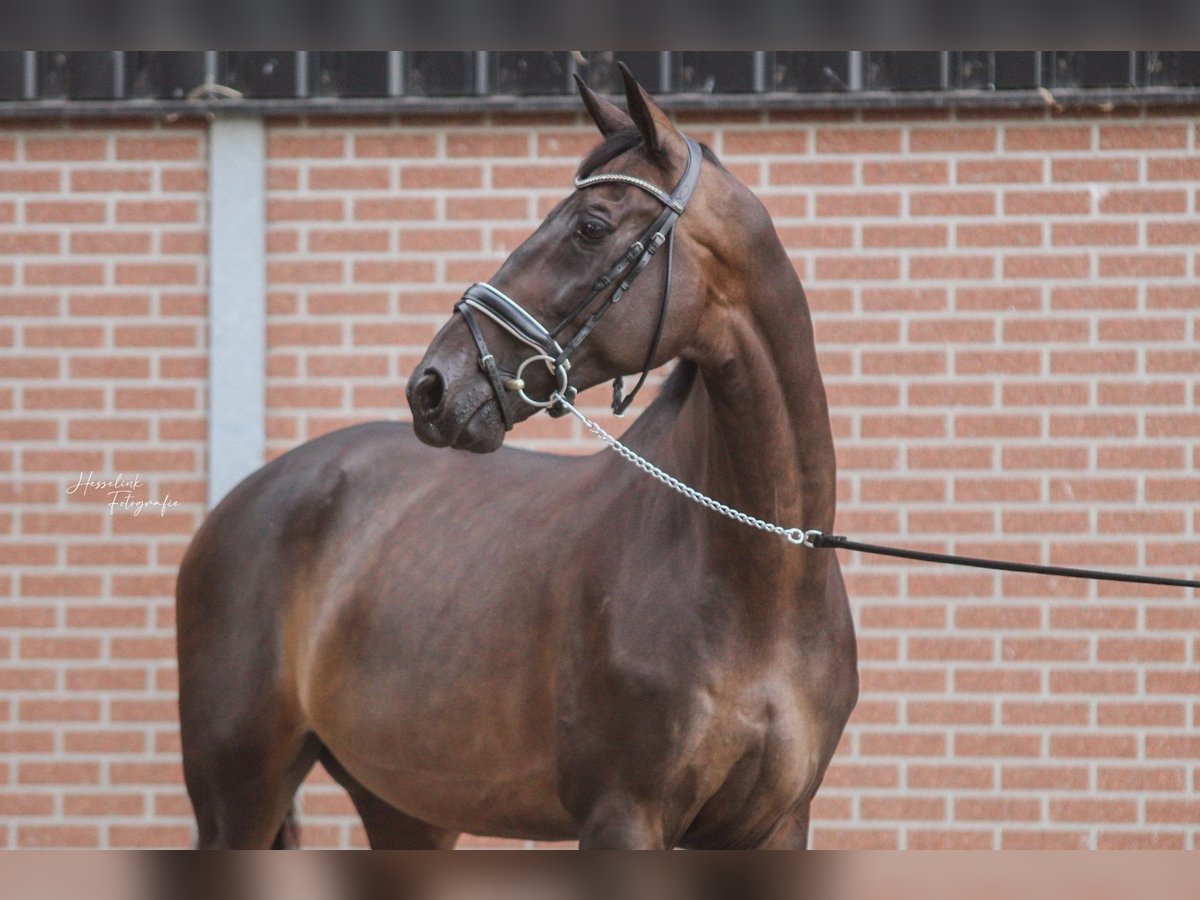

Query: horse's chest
left=677, top=677, right=827, bottom=845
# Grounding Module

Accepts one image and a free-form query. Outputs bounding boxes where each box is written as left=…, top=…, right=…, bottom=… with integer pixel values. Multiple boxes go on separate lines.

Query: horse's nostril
left=413, top=369, right=446, bottom=415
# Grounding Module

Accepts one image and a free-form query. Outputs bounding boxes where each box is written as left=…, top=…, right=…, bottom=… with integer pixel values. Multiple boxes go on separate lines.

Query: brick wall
left=0, top=120, right=208, bottom=847
left=1, top=106, right=1197, bottom=848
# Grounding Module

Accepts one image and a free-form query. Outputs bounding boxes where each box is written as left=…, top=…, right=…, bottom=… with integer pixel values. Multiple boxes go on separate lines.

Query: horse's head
left=407, top=64, right=721, bottom=453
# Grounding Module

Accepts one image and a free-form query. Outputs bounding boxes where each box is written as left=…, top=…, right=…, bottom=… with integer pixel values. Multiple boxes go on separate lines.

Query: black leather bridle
left=453, top=136, right=703, bottom=430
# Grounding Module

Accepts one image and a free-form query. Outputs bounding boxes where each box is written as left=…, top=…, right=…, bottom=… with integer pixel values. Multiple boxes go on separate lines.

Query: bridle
left=453, top=135, right=703, bottom=430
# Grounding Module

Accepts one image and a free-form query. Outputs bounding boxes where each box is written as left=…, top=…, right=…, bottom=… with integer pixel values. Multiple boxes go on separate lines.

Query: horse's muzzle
left=406, top=363, right=505, bottom=454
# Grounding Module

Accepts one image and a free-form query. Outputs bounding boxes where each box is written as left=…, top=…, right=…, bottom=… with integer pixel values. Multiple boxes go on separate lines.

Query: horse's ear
left=574, top=73, right=632, bottom=137
left=618, top=61, right=683, bottom=159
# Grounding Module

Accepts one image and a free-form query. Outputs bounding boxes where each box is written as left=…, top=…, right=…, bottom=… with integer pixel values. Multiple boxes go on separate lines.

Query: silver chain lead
left=554, top=395, right=821, bottom=548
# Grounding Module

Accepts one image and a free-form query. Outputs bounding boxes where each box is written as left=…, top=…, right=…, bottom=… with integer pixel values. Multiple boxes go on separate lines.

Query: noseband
left=454, top=136, right=703, bottom=430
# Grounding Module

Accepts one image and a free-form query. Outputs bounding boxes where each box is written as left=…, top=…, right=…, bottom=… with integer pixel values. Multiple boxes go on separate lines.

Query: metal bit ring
left=514, top=354, right=570, bottom=409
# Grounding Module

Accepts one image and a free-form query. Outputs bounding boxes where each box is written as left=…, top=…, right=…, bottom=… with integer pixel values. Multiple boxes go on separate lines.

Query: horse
left=176, top=64, right=857, bottom=850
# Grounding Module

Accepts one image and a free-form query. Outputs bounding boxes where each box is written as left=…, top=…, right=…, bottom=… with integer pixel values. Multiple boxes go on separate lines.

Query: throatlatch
left=454, top=136, right=703, bottom=430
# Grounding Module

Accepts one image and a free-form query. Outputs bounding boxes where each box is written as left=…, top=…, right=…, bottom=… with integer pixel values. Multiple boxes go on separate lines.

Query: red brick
left=812, top=829, right=897, bottom=850
left=759, top=194, right=807, bottom=219
left=353, top=260, right=436, bottom=284
left=1099, top=254, right=1187, bottom=278
left=1004, top=126, right=1092, bottom=151
left=447, top=196, right=530, bottom=220
left=534, top=130, right=604, bottom=158
left=63, top=793, right=146, bottom=816
left=1099, top=189, right=1186, bottom=214
left=109, top=762, right=182, bottom=785
left=911, top=191, right=995, bottom=216
left=1098, top=766, right=1183, bottom=793
left=401, top=228, right=484, bottom=253
left=267, top=134, right=345, bottom=158
left=308, top=166, right=391, bottom=190
left=110, top=825, right=193, bottom=848
left=860, top=796, right=946, bottom=821
left=1097, top=832, right=1186, bottom=850
left=1052, top=286, right=1138, bottom=310
left=955, top=605, right=1042, bottom=630
left=1050, top=350, right=1137, bottom=375
left=862, top=160, right=947, bottom=184
left=0, top=167, right=63, bottom=192
left=954, top=669, right=1042, bottom=694
left=859, top=731, right=946, bottom=756
left=268, top=260, right=343, bottom=284
left=1002, top=765, right=1089, bottom=790
left=400, top=165, right=483, bottom=189
left=906, top=765, right=992, bottom=791
left=1050, top=799, right=1136, bottom=823
left=69, top=168, right=152, bottom=192
left=957, top=223, right=1042, bottom=248
left=822, top=764, right=899, bottom=789
left=1099, top=124, right=1187, bottom=150
left=908, top=830, right=993, bottom=850
left=1001, top=830, right=1089, bottom=850
left=1051, top=672, right=1132, bottom=696
left=25, top=137, right=106, bottom=160
left=353, top=133, right=437, bottom=157
left=776, top=226, right=854, bottom=250
left=269, top=198, right=346, bottom=221
left=69, top=232, right=153, bottom=255
left=444, top=132, right=529, bottom=157
left=1147, top=155, right=1200, bottom=180
left=1003, top=253, right=1089, bottom=279
left=861, top=351, right=946, bottom=376
left=955, top=286, right=1040, bottom=311
left=1051, top=157, right=1139, bottom=182
left=24, top=262, right=105, bottom=285
left=1051, top=222, right=1138, bottom=246
left=1097, top=702, right=1186, bottom=727
left=1145, top=736, right=1200, bottom=759
left=498, top=163, right=580, bottom=193
left=908, top=700, right=993, bottom=725
left=958, top=159, right=1043, bottom=184
left=1001, top=638, right=1089, bottom=662
left=956, top=798, right=1040, bottom=821
left=954, top=733, right=1041, bottom=758
left=911, top=127, right=996, bottom=152
left=862, top=224, right=947, bottom=248
left=815, top=128, right=901, bottom=153
left=1147, top=221, right=1200, bottom=244
left=18, top=699, right=101, bottom=723
left=815, top=192, right=900, bottom=217
left=161, top=166, right=206, bottom=191
left=1005, top=190, right=1091, bottom=215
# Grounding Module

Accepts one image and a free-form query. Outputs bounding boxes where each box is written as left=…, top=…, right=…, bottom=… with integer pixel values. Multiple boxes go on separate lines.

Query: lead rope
left=554, top=394, right=1200, bottom=590
left=555, top=395, right=820, bottom=547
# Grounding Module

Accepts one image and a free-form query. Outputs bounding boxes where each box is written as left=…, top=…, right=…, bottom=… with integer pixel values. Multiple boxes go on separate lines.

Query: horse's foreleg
left=577, top=794, right=665, bottom=849
left=756, top=803, right=811, bottom=849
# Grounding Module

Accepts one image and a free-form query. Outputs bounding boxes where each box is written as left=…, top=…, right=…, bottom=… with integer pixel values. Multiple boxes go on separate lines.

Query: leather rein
left=454, top=136, right=703, bottom=430
left=452, top=133, right=1198, bottom=591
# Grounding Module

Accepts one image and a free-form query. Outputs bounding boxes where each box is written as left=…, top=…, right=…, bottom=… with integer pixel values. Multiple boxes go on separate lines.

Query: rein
left=449, top=127, right=1198, bottom=593
left=554, top=396, right=1200, bottom=591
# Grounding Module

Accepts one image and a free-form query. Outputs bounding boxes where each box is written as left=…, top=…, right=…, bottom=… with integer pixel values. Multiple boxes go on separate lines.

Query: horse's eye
left=577, top=219, right=609, bottom=242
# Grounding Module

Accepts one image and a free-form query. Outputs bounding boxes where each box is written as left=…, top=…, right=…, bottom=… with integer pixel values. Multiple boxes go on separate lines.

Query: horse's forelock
left=575, top=127, right=726, bottom=181
left=575, top=128, right=644, bottom=178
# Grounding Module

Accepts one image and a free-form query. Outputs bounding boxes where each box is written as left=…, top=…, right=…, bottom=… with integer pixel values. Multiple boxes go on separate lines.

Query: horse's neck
left=669, top=267, right=836, bottom=606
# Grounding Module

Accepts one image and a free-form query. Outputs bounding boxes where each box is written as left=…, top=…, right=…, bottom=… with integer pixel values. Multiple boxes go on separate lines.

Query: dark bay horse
left=176, top=66, right=857, bottom=849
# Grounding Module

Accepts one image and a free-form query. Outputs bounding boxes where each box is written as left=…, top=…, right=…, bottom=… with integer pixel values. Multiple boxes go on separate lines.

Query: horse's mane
left=576, top=127, right=725, bottom=179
